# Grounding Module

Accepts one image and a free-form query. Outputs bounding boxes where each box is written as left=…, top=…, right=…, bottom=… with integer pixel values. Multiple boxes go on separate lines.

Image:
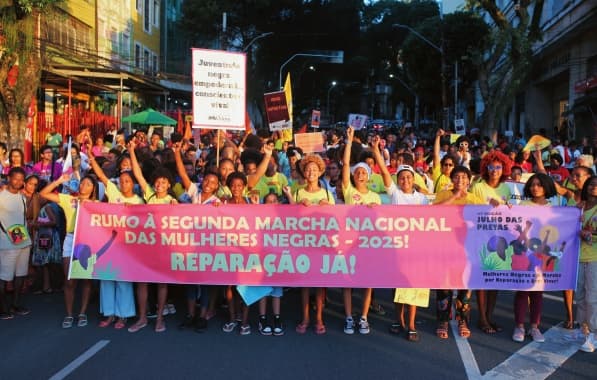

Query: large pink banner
left=71, top=202, right=580, bottom=290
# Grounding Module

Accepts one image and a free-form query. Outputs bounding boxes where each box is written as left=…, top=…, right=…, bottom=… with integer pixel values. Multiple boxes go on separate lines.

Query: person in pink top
left=32, top=145, right=62, bottom=182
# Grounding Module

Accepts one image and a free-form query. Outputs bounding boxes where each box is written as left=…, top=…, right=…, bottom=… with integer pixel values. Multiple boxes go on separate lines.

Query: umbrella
left=524, top=135, right=551, bottom=151
left=122, top=108, right=177, bottom=125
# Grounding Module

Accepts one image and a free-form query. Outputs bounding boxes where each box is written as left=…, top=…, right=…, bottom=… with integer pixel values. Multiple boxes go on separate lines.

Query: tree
left=0, top=1, right=62, bottom=147
left=466, top=0, right=545, bottom=137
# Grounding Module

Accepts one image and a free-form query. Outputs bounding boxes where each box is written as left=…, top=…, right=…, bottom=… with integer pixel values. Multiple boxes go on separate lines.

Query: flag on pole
left=281, top=73, right=293, bottom=142
left=245, top=111, right=255, bottom=135
left=62, top=136, right=73, bottom=175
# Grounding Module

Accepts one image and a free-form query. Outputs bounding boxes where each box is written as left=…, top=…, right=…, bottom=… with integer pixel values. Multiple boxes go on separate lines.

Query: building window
left=144, top=0, right=150, bottom=32
left=144, top=49, right=150, bottom=75
left=153, top=0, right=160, bottom=27
left=135, top=44, right=141, bottom=68
left=153, top=54, right=158, bottom=76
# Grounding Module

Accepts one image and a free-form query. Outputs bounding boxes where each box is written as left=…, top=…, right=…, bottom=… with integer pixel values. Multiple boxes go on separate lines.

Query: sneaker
left=344, top=317, right=355, bottom=335
left=178, top=314, right=195, bottom=330
left=258, top=316, right=272, bottom=336
left=580, top=333, right=595, bottom=353
left=512, top=327, right=525, bottom=342
left=161, top=307, right=169, bottom=316
left=240, top=324, right=251, bottom=335
left=194, top=317, right=208, bottom=333
left=529, top=327, right=545, bottom=343
left=146, top=310, right=157, bottom=319
left=358, top=317, right=370, bottom=334
left=273, top=316, right=285, bottom=336
left=0, top=312, right=14, bottom=320
left=222, top=321, right=238, bottom=333
left=11, top=306, right=30, bottom=316
left=167, top=304, right=176, bottom=315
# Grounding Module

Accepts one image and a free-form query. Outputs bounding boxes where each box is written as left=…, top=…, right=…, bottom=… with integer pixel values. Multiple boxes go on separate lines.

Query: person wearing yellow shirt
left=431, top=129, right=456, bottom=194
left=294, top=154, right=334, bottom=335
left=470, top=150, right=513, bottom=335
left=40, top=173, right=99, bottom=329
left=578, top=175, right=597, bottom=352
left=341, top=127, right=381, bottom=335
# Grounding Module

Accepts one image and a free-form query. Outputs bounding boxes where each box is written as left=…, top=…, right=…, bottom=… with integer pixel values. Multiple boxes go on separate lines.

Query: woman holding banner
left=511, top=173, right=557, bottom=343
left=471, top=151, right=512, bottom=335
left=40, top=173, right=99, bottom=329
left=127, top=139, right=177, bottom=334
left=88, top=146, right=140, bottom=330
left=372, top=135, right=429, bottom=342
left=294, top=154, right=334, bottom=335
left=577, top=175, right=597, bottom=352
left=340, top=127, right=380, bottom=335
left=433, top=166, right=484, bottom=339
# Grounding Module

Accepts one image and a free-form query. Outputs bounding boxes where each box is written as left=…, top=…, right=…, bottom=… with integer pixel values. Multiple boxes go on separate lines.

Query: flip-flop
left=114, top=319, right=127, bottom=329
left=295, top=322, right=309, bottom=334
left=314, top=323, right=326, bottom=335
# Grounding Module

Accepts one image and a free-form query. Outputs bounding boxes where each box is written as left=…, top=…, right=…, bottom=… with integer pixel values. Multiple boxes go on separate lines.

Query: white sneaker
left=358, top=318, right=370, bottom=334
left=344, top=317, right=355, bottom=334
left=580, top=333, right=595, bottom=353
left=529, top=327, right=545, bottom=343
left=512, top=327, right=525, bottom=342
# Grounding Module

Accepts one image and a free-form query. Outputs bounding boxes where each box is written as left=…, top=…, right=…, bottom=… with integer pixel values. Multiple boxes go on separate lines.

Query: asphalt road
left=0, top=287, right=595, bottom=380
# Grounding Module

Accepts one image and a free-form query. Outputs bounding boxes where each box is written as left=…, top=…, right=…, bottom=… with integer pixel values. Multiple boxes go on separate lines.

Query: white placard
left=192, top=48, right=246, bottom=130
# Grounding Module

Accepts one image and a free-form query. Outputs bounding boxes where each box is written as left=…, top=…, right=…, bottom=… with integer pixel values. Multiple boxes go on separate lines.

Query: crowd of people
left=0, top=123, right=595, bottom=353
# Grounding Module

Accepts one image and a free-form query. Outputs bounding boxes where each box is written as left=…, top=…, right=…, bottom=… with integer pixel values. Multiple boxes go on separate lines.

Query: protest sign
left=264, top=91, right=291, bottom=131
left=191, top=48, right=246, bottom=130
left=294, top=132, right=325, bottom=153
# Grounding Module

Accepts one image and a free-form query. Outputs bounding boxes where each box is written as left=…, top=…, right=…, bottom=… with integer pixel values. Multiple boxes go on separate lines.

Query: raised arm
left=371, top=135, right=393, bottom=188
left=127, top=140, right=149, bottom=192
left=342, top=127, right=354, bottom=189
left=87, top=143, right=109, bottom=185
left=433, top=128, right=445, bottom=168
left=247, top=144, right=273, bottom=189
left=172, top=143, right=192, bottom=190
left=40, top=173, right=70, bottom=203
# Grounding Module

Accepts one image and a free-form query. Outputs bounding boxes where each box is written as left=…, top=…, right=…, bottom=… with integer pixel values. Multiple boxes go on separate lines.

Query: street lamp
left=327, top=81, right=337, bottom=122
left=278, top=51, right=344, bottom=89
left=393, top=23, right=448, bottom=130
left=242, top=32, right=273, bottom=52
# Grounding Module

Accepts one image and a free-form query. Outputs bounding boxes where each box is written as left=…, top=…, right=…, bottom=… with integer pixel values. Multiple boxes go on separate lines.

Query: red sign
left=264, top=91, right=290, bottom=131
left=574, top=75, right=597, bottom=93
left=311, top=110, right=321, bottom=128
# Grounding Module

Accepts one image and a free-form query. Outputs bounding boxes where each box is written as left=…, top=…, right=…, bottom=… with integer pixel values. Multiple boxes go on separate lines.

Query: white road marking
left=450, top=319, right=482, bottom=379
left=49, top=340, right=110, bottom=380
left=480, top=326, right=581, bottom=379
left=455, top=323, right=582, bottom=380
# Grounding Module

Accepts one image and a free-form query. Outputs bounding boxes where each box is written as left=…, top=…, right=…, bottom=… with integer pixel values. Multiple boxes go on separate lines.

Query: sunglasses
left=487, top=165, right=503, bottom=171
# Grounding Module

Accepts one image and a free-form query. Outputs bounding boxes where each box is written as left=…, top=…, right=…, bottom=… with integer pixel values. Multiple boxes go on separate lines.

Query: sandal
left=407, top=329, right=420, bottom=342
left=155, top=319, right=166, bottom=333
left=77, top=314, right=88, bottom=327
left=314, top=323, right=326, bottom=335
left=436, top=322, right=449, bottom=339
left=389, top=322, right=404, bottom=335
left=62, top=316, right=74, bottom=328
left=127, top=320, right=147, bottom=333
left=114, top=318, right=127, bottom=329
left=295, top=322, right=309, bottom=334
left=489, top=322, right=503, bottom=332
left=458, top=320, right=471, bottom=338
left=563, top=320, right=577, bottom=330
left=99, top=317, right=115, bottom=328
left=478, top=323, right=497, bottom=334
